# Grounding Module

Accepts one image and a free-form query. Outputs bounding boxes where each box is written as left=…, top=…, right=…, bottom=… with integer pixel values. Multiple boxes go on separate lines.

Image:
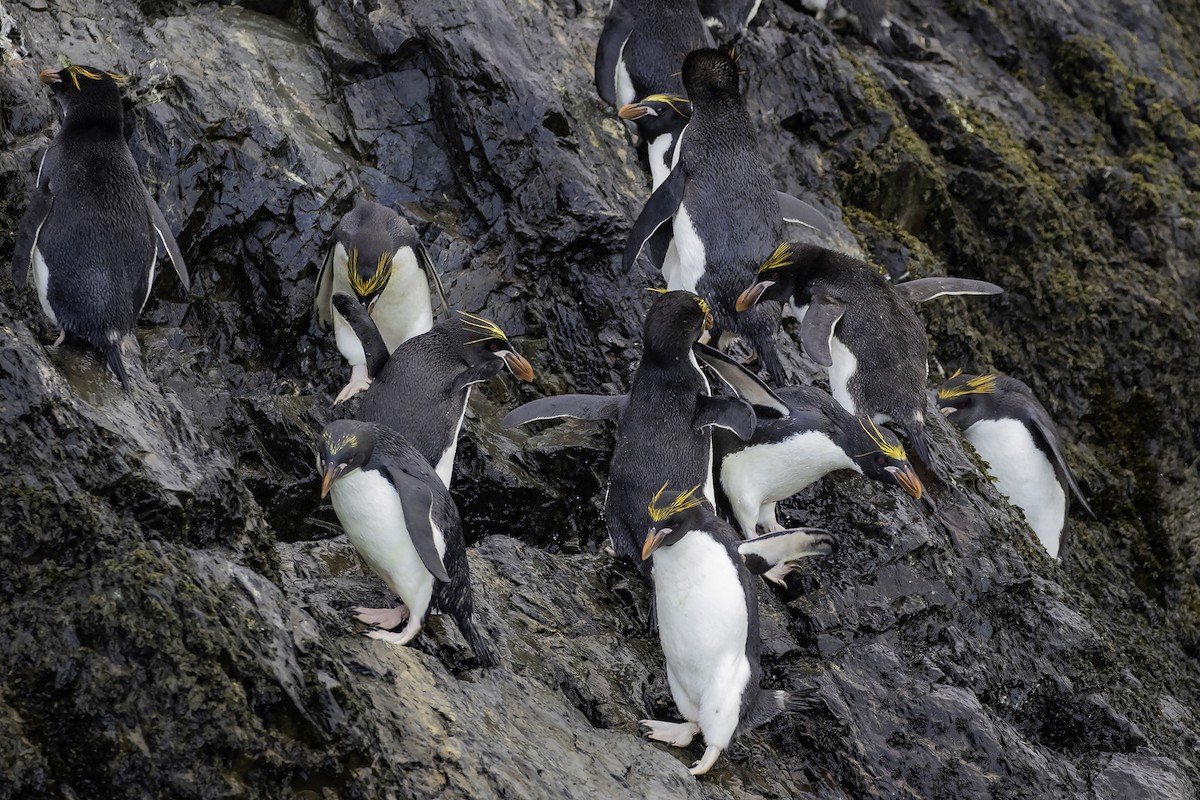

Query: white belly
left=965, top=419, right=1067, bottom=557
left=434, top=388, right=471, bottom=488
left=653, top=532, right=750, bottom=716
left=370, top=247, right=434, bottom=351
left=721, top=431, right=856, bottom=537
left=330, top=467, right=448, bottom=617
left=615, top=35, right=635, bottom=107
left=648, top=134, right=675, bottom=190
left=670, top=203, right=706, bottom=293
left=687, top=349, right=716, bottom=505
left=32, top=245, right=57, bottom=326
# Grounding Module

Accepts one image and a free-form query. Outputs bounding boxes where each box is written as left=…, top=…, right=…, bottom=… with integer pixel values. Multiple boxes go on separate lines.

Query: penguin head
left=736, top=242, right=797, bottom=311
left=847, top=418, right=924, bottom=499
left=618, top=94, right=691, bottom=139
left=642, top=483, right=708, bottom=559
left=643, top=290, right=714, bottom=362
left=453, top=311, right=535, bottom=381
left=39, top=65, right=125, bottom=126
left=936, top=371, right=999, bottom=431
left=318, top=420, right=378, bottom=497
left=681, top=48, right=741, bottom=104
left=344, top=246, right=395, bottom=314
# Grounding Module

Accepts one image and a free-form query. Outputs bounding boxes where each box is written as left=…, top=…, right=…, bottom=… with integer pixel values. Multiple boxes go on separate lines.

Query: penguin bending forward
left=13, top=65, right=191, bottom=391
left=737, top=242, right=1002, bottom=463
left=314, top=200, right=449, bottom=404
left=640, top=484, right=830, bottom=775
left=334, top=294, right=533, bottom=487
left=937, top=372, right=1093, bottom=558
left=622, top=49, right=831, bottom=383
left=502, top=291, right=756, bottom=576
left=319, top=419, right=497, bottom=666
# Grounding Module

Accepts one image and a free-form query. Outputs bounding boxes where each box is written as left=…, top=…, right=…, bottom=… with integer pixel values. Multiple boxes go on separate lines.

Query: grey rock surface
left=1, top=0, right=1199, bottom=797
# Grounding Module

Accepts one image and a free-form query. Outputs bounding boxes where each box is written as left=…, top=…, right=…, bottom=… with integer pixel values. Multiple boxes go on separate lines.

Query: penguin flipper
left=502, top=394, right=627, bottom=428
left=331, top=292, right=390, bottom=377
left=314, top=244, right=337, bottom=331
left=382, top=465, right=452, bottom=583
left=893, top=277, right=1004, bottom=303
left=738, top=527, right=835, bottom=574
left=693, top=395, right=755, bottom=439
left=1021, top=404, right=1094, bottom=516
left=798, top=296, right=845, bottom=367
left=417, top=243, right=451, bottom=317
left=594, top=7, right=635, bottom=106
left=144, top=188, right=190, bottom=292
left=776, top=191, right=833, bottom=234
left=692, top=342, right=788, bottom=416
left=101, top=338, right=132, bottom=393
left=622, top=165, right=685, bottom=272
left=12, top=189, right=53, bottom=288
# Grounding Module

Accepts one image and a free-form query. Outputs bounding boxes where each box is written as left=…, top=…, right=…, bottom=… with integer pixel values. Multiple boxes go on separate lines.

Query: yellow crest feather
left=647, top=482, right=704, bottom=523
left=936, top=371, right=997, bottom=401
left=65, top=65, right=125, bottom=91
left=345, top=249, right=393, bottom=297
left=857, top=418, right=908, bottom=462
left=640, top=94, right=691, bottom=116
left=459, top=310, right=510, bottom=345
left=758, top=242, right=792, bottom=275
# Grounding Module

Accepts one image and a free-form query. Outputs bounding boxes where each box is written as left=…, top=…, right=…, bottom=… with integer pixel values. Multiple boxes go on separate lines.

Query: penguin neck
left=63, top=103, right=124, bottom=137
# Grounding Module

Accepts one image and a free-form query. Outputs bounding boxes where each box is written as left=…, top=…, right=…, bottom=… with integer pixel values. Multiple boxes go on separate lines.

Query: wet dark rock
left=1, top=0, right=1199, bottom=797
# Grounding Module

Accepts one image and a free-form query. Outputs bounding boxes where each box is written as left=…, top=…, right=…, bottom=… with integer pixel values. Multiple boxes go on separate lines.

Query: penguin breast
left=653, top=531, right=750, bottom=699
left=329, top=467, right=447, bottom=612
left=964, top=418, right=1067, bottom=556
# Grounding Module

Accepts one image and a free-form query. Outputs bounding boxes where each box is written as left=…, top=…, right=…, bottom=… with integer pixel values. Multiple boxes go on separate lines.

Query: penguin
left=314, top=199, right=449, bottom=404
left=501, top=290, right=756, bottom=575
left=639, top=484, right=829, bottom=775
left=595, top=0, right=713, bottom=190
left=622, top=49, right=832, bottom=384
left=333, top=293, right=534, bottom=487
left=12, top=65, right=191, bottom=391
left=736, top=242, right=1003, bottom=463
left=696, top=0, right=762, bottom=40
left=937, top=372, right=1093, bottom=558
left=318, top=419, right=496, bottom=666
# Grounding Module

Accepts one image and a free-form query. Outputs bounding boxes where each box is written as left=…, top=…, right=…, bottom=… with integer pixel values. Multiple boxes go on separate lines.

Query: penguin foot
left=640, top=719, right=700, bottom=747
left=354, top=605, right=410, bottom=630
left=53, top=331, right=66, bottom=347
left=365, top=622, right=421, bottom=646
left=690, top=746, right=722, bottom=776
left=763, top=563, right=797, bottom=586
left=334, top=375, right=373, bottom=404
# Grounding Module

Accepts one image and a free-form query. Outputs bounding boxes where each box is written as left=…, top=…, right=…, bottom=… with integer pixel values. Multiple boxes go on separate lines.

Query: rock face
left=1, top=0, right=1199, bottom=797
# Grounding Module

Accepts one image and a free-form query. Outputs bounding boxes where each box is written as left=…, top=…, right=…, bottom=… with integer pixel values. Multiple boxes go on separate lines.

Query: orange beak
left=642, top=527, right=670, bottom=560
left=500, top=351, right=535, bottom=381
left=320, top=467, right=336, bottom=498
left=703, top=313, right=714, bottom=331
left=888, top=465, right=924, bottom=500
left=618, top=102, right=651, bottom=120
left=736, top=281, right=774, bottom=312
left=39, top=68, right=61, bottom=85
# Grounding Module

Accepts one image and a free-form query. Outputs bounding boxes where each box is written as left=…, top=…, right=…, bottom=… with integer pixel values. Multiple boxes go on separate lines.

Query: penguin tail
left=456, top=616, right=499, bottom=669
left=784, top=684, right=825, bottom=714
left=100, top=339, right=132, bottom=392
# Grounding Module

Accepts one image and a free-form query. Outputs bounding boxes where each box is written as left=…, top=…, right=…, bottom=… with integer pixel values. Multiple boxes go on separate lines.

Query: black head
left=618, top=94, right=692, bottom=139
left=641, top=483, right=710, bottom=559
left=681, top=48, right=741, bottom=104
left=846, top=418, right=924, bottom=499
left=318, top=420, right=379, bottom=497
left=736, top=242, right=799, bottom=311
left=40, top=65, right=125, bottom=127
left=448, top=310, right=535, bottom=381
left=344, top=246, right=394, bottom=312
left=936, top=372, right=1000, bottom=431
left=643, top=290, right=713, bottom=362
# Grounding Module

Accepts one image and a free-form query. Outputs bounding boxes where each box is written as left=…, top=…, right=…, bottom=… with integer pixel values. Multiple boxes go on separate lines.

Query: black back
left=596, top=0, right=713, bottom=106
left=355, top=318, right=506, bottom=470
left=607, top=292, right=714, bottom=568
left=677, top=49, right=785, bottom=378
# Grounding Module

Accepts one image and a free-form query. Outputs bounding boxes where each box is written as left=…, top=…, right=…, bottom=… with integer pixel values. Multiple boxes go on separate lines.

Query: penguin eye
left=876, top=455, right=887, bottom=466
left=486, top=340, right=501, bottom=352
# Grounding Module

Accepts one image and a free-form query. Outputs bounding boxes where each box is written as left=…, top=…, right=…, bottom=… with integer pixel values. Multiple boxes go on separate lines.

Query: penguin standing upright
left=12, top=65, right=191, bottom=390
left=737, top=242, right=1002, bottom=463
left=333, top=294, right=534, bottom=487
left=314, top=200, right=448, bottom=404
left=502, top=291, right=756, bottom=575
left=639, top=484, right=829, bottom=775
left=937, top=372, right=1093, bottom=558
left=595, top=0, right=713, bottom=188
left=318, top=419, right=496, bottom=666
left=623, top=49, right=830, bottom=383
